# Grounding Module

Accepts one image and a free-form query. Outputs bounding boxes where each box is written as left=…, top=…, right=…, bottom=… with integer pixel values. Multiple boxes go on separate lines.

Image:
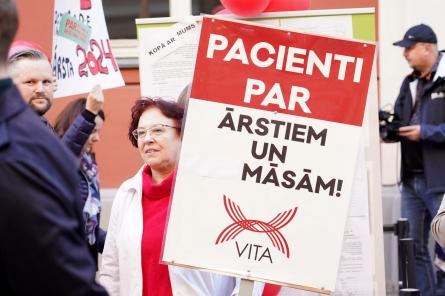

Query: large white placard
left=162, top=17, right=376, bottom=293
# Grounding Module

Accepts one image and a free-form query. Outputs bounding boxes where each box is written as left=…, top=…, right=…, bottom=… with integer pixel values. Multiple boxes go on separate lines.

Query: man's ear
left=424, top=43, right=437, bottom=54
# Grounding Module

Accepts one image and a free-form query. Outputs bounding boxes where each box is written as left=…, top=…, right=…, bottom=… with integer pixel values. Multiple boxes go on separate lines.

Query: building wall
left=15, top=0, right=378, bottom=188
left=16, top=0, right=143, bottom=188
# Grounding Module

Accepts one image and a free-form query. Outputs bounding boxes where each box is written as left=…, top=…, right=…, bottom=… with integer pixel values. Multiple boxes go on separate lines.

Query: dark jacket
left=0, top=80, right=108, bottom=295
left=394, top=52, right=445, bottom=193
left=61, top=110, right=107, bottom=265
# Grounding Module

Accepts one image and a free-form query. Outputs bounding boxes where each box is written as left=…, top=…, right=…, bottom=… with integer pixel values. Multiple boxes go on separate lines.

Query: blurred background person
left=54, top=92, right=107, bottom=268
left=392, top=24, right=445, bottom=296
left=176, top=83, right=191, bottom=108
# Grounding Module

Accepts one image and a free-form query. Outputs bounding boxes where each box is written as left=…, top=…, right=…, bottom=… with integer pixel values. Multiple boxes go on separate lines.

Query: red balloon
left=264, top=0, right=310, bottom=12
left=220, top=0, right=272, bottom=17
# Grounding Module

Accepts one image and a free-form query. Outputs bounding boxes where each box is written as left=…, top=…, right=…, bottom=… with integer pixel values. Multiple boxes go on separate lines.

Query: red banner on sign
left=191, top=17, right=375, bottom=126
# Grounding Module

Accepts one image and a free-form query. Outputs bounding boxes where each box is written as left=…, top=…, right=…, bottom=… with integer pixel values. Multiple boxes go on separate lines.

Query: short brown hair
left=8, top=49, right=49, bottom=79
left=128, top=97, right=184, bottom=147
left=0, top=0, right=18, bottom=63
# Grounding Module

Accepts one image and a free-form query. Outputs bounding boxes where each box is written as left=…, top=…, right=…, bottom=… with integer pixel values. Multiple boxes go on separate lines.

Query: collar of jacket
left=433, top=51, right=445, bottom=81
left=120, top=165, right=146, bottom=194
left=0, top=81, right=25, bottom=122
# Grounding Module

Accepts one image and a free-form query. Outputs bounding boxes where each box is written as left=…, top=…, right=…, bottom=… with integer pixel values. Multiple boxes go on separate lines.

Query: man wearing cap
left=393, top=23, right=445, bottom=296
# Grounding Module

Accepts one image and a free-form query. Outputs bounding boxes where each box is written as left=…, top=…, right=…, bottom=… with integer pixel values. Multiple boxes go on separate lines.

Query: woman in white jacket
left=99, top=98, right=243, bottom=296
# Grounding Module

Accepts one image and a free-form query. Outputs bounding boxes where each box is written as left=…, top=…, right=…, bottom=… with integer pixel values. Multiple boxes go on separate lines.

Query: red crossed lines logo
left=215, top=195, right=298, bottom=258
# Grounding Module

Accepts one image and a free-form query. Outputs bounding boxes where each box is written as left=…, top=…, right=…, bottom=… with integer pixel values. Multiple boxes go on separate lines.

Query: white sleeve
left=170, top=266, right=243, bottom=296
left=99, top=188, right=124, bottom=296
left=432, top=194, right=445, bottom=248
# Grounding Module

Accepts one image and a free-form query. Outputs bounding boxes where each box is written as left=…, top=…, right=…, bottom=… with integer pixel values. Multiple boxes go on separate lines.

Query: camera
left=379, top=110, right=401, bottom=142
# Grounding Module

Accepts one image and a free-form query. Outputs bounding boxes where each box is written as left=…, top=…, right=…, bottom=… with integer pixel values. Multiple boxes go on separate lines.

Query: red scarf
left=141, top=166, right=174, bottom=296
left=140, top=166, right=281, bottom=296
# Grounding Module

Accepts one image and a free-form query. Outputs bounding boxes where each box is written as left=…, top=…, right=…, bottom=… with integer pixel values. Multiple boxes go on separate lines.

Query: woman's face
left=137, top=107, right=181, bottom=175
left=82, top=116, right=104, bottom=153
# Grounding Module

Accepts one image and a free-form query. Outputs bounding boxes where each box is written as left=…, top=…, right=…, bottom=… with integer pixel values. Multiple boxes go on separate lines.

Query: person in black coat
left=0, top=0, right=108, bottom=295
left=392, top=24, right=445, bottom=296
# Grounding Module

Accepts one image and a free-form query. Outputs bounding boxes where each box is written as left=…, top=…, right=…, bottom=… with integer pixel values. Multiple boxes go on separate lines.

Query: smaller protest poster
left=138, top=20, right=201, bottom=99
left=52, top=0, right=124, bottom=98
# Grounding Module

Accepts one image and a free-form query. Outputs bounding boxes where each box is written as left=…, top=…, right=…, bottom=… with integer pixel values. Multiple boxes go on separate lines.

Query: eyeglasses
left=132, top=124, right=179, bottom=141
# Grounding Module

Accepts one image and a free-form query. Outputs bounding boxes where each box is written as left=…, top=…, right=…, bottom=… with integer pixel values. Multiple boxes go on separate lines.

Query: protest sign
left=52, top=0, right=124, bottom=98
left=162, top=17, right=376, bottom=293
left=138, top=20, right=200, bottom=98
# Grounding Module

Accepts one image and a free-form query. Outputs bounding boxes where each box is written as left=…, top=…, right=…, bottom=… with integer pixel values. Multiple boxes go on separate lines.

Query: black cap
left=393, top=24, right=437, bottom=48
